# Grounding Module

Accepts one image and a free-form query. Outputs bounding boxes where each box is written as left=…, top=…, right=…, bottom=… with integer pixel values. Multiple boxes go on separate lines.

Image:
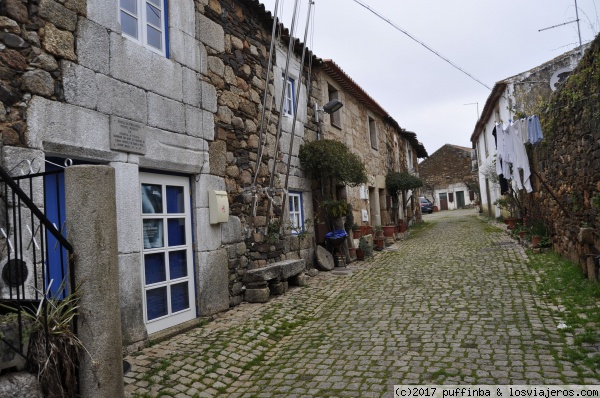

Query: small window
left=119, top=0, right=168, bottom=56
left=406, top=145, right=413, bottom=170
left=328, top=85, right=341, bottom=128
left=288, top=192, right=303, bottom=234
left=282, top=76, right=295, bottom=116
left=368, top=116, right=377, bottom=150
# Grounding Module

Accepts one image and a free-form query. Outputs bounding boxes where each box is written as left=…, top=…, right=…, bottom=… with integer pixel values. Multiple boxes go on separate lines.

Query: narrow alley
left=124, top=209, right=600, bottom=397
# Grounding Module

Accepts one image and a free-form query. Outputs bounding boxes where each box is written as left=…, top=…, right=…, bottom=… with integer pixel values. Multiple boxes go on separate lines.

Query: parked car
left=420, top=197, right=433, bottom=214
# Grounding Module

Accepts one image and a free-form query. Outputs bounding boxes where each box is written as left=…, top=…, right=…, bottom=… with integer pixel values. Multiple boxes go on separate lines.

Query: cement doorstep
left=124, top=209, right=599, bottom=397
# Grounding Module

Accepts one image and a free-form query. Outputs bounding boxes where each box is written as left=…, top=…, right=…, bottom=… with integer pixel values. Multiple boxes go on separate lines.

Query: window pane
left=171, top=282, right=190, bottom=313
left=169, top=250, right=187, bottom=279
left=146, top=3, right=161, bottom=27
left=120, top=11, right=138, bottom=39
left=147, top=25, right=162, bottom=50
left=167, top=218, right=186, bottom=246
left=147, top=0, right=161, bottom=7
left=166, top=186, right=184, bottom=214
left=146, top=287, right=168, bottom=320
left=144, top=253, right=166, bottom=284
left=141, top=184, right=163, bottom=214
left=143, top=219, right=164, bottom=249
left=121, top=0, right=137, bottom=14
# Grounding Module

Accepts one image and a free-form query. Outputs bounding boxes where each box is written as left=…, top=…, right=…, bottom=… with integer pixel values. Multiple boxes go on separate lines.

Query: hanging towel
left=528, top=115, right=543, bottom=144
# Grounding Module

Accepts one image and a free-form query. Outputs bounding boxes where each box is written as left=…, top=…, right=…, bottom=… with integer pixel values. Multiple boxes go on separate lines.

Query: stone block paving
left=124, top=209, right=599, bottom=397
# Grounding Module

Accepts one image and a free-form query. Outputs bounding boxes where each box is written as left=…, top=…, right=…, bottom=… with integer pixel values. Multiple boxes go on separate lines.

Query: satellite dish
left=550, top=67, right=573, bottom=91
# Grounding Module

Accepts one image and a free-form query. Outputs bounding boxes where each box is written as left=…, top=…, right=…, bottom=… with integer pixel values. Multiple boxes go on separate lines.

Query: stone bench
left=243, top=259, right=306, bottom=303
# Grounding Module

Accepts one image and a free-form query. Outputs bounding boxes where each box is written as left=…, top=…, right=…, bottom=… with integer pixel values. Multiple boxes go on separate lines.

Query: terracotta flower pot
left=356, top=248, right=364, bottom=260
left=504, top=218, right=519, bottom=230
left=383, top=225, right=395, bottom=238
left=352, top=229, right=362, bottom=239
left=531, top=235, right=541, bottom=248
left=374, top=237, right=385, bottom=250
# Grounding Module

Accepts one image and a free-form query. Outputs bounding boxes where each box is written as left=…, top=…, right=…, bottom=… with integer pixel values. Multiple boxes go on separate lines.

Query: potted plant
left=320, top=199, right=348, bottom=233
left=373, top=225, right=385, bottom=250
left=397, top=219, right=407, bottom=233
left=383, top=225, right=396, bottom=238
left=352, top=223, right=362, bottom=239
left=357, top=236, right=373, bottom=260
left=494, top=194, right=521, bottom=229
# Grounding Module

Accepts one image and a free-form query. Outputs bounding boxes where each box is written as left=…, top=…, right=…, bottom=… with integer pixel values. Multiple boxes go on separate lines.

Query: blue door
left=43, top=162, right=68, bottom=298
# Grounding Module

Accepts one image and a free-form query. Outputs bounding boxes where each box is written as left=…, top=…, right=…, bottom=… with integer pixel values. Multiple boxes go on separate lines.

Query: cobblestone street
left=124, top=209, right=599, bottom=397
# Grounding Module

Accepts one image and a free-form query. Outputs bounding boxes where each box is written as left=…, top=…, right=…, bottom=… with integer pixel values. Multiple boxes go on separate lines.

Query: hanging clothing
left=509, top=122, right=533, bottom=193
left=513, top=118, right=529, bottom=144
left=528, top=115, right=543, bottom=144
left=496, top=121, right=533, bottom=194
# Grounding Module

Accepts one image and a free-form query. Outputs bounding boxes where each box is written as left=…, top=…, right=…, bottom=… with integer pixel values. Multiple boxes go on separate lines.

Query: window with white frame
left=288, top=192, right=303, bottom=233
left=282, top=76, right=295, bottom=116
left=119, top=0, right=168, bottom=56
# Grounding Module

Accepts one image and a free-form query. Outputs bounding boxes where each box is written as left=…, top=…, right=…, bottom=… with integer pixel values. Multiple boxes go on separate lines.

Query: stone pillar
left=65, top=166, right=124, bottom=398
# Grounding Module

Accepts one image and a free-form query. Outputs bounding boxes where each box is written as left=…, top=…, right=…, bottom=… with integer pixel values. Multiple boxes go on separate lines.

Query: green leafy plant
left=493, top=195, right=520, bottom=219
left=2, top=280, right=91, bottom=398
left=385, top=171, right=424, bottom=195
left=523, top=212, right=547, bottom=237
left=321, top=200, right=348, bottom=219
left=358, top=236, right=373, bottom=258
left=299, top=140, right=368, bottom=193
left=266, top=219, right=282, bottom=244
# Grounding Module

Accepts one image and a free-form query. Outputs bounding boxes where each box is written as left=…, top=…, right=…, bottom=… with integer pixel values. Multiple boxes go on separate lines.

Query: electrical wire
left=352, top=0, right=493, bottom=91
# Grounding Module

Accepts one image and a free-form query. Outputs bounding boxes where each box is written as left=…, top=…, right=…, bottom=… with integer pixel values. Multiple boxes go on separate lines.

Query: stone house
left=311, top=59, right=427, bottom=230
left=470, top=45, right=587, bottom=218
left=418, top=144, right=477, bottom=211
left=0, top=0, right=427, bottom=361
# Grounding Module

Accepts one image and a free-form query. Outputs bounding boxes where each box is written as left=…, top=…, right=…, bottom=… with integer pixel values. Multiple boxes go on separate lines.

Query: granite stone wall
left=0, top=0, right=83, bottom=149
left=526, top=34, right=600, bottom=277
left=200, top=0, right=317, bottom=306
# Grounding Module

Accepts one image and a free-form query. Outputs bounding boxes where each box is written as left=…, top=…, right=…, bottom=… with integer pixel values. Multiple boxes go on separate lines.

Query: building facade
left=0, top=0, right=427, bottom=353
left=418, top=144, right=477, bottom=211
left=470, top=46, right=586, bottom=218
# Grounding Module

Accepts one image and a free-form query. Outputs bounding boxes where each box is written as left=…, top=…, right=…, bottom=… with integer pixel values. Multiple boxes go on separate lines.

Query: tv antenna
left=539, top=0, right=583, bottom=56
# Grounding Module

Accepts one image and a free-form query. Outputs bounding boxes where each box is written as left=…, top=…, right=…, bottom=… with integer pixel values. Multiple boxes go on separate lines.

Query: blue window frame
left=119, top=0, right=169, bottom=56
left=288, top=191, right=303, bottom=234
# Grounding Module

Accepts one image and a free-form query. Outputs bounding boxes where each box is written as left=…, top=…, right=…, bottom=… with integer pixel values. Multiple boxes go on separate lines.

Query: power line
left=352, top=0, right=493, bottom=91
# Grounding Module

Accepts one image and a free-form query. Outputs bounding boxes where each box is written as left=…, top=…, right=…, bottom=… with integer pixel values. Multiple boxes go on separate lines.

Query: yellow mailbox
left=209, top=190, right=229, bottom=224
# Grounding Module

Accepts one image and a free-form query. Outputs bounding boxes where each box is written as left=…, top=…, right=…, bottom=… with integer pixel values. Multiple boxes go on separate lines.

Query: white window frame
left=288, top=191, right=304, bottom=234
left=282, top=76, right=295, bottom=117
left=119, top=0, right=168, bottom=56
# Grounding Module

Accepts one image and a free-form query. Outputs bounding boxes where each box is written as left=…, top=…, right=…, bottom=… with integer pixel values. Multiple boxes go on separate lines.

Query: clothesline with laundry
left=492, top=115, right=544, bottom=194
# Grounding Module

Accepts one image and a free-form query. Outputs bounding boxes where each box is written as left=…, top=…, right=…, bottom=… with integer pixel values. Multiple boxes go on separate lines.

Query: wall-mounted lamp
left=314, top=99, right=344, bottom=123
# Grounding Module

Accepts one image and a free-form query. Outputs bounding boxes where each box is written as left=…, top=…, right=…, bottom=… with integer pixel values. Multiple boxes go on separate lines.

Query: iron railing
left=0, top=161, right=74, bottom=361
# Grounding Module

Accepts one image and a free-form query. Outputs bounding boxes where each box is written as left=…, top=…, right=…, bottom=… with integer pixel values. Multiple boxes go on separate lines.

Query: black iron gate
left=0, top=161, right=74, bottom=363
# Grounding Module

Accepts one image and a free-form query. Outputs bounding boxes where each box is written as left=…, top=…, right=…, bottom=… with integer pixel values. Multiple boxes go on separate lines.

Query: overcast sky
left=258, top=0, right=599, bottom=157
